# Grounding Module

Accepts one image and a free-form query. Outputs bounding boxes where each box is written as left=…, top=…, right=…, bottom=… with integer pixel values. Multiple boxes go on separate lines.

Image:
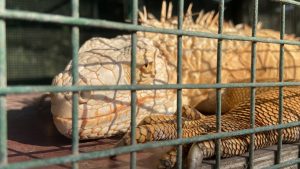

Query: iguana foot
left=156, top=141, right=214, bottom=169
left=157, top=148, right=177, bottom=169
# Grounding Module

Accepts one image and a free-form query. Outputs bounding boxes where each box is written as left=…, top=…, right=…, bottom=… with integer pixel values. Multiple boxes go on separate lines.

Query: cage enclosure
left=0, top=0, right=300, bottom=169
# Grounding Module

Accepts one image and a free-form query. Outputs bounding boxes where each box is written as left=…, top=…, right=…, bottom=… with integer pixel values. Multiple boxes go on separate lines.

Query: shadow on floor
left=7, top=95, right=70, bottom=146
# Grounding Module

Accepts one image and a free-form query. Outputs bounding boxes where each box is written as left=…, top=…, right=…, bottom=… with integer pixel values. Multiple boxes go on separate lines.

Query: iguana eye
left=79, top=91, right=91, bottom=104
left=137, top=62, right=155, bottom=84
left=140, top=62, right=153, bottom=73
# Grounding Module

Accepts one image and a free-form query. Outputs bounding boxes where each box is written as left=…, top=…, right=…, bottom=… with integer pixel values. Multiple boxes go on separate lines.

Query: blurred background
left=6, top=0, right=300, bottom=85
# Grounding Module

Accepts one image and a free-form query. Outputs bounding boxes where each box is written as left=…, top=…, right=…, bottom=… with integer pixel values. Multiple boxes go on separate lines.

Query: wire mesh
left=0, top=0, right=299, bottom=169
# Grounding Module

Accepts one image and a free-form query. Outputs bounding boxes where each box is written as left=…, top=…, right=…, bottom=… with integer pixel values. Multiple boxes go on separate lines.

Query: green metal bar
left=249, top=0, right=258, bottom=168
left=176, top=0, right=184, bottom=168
left=0, top=121, right=299, bottom=169
left=1, top=10, right=300, bottom=46
left=276, top=2, right=286, bottom=165
left=0, top=0, right=7, bottom=167
left=2, top=81, right=300, bottom=94
left=71, top=0, right=79, bottom=169
left=272, top=0, right=300, bottom=5
left=130, top=0, right=138, bottom=168
left=215, top=0, right=224, bottom=168
left=0, top=0, right=6, bottom=167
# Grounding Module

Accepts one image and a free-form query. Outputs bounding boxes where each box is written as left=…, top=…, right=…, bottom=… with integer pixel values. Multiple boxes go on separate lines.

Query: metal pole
left=249, top=0, right=258, bottom=168
left=71, top=0, right=79, bottom=169
left=215, top=0, right=224, bottom=168
left=130, top=0, right=138, bottom=168
left=0, top=0, right=7, bottom=166
left=176, top=0, right=184, bottom=168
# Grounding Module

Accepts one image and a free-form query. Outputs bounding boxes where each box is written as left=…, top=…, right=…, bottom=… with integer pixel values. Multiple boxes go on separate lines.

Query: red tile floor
left=6, top=94, right=299, bottom=169
left=7, top=94, right=172, bottom=169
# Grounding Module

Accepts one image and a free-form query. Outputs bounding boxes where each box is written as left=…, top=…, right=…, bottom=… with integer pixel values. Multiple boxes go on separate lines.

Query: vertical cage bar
left=276, top=2, right=285, bottom=165
left=215, top=0, right=224, bottom=168
left=71, top=0, right=80, bottom=169
left=248, top=0, right=258, bottom=168
left=0, top=0, right=7, bottom=167
left=176, top=0, right=184, bottom=168
left=130, top=0, right=138, bottom=168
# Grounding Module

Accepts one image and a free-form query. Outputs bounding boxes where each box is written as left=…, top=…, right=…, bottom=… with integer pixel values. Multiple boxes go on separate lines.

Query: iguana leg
left=121, top=105, right=207, bottom=144
left=158, top=147, right=177, bottom=169
left=121, top=121, right=209, bottom=145
left=122, top=123, right=178, bottom=144
left=140, top=105, right=206, bottom=125
left=158, top=145, right=192, bottom=169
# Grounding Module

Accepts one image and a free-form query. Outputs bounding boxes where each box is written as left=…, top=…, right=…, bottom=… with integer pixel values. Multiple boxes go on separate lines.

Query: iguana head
left=51, top=35, right=176, bottom=139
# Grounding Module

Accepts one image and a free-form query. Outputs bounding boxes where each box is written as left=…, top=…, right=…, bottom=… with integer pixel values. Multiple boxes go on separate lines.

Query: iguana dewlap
left=50, top=3, right=300, bottom=140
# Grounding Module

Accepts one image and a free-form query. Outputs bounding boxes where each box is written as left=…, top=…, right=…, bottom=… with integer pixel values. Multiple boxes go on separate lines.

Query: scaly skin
left=51, top=36, right=177, bottom=139
left=51, top=2, right=300, bottom=140
left=138, top=2, right=300, bottom=111
left=122, top=87, right=300, bottom=168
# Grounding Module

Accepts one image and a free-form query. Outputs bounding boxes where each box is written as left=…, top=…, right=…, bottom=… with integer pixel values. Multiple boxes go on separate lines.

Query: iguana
left=50, top=1, right=300, bottom=168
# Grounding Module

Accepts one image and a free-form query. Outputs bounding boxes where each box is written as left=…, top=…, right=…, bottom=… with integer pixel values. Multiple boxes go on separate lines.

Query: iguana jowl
left=50, top=1, right=300, bottom=168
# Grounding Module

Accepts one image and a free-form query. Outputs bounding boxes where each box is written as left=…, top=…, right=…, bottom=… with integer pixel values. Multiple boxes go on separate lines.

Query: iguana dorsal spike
left=206, top=11, right=215, bottom=27
left=195, top=11, right=205, bottom=24
left=161, top=0, right=167, bottom=23
left=167, top=1, right=172, bottom=19
left=199, top=11, right=211, bottom=26
left=184, top=3, right=193, bottom=24
left=138, top=6, right=148, bottom=22
left=209, top=12, right=219, bottom=27
left=143, top=6, right=148, bottom=22
left=138, top=10, right=145, bottom=22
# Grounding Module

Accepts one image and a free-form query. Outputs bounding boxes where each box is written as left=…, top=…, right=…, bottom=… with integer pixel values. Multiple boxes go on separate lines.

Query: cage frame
left=0, top=0, right=300, bottom=169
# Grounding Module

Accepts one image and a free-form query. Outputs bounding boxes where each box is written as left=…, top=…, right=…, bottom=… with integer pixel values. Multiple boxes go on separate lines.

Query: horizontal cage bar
left=0, top=120, right=299, bottom=169
left=1, top=82, right=300, bottom=94
left=0, top=10, right=300, bottom=46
